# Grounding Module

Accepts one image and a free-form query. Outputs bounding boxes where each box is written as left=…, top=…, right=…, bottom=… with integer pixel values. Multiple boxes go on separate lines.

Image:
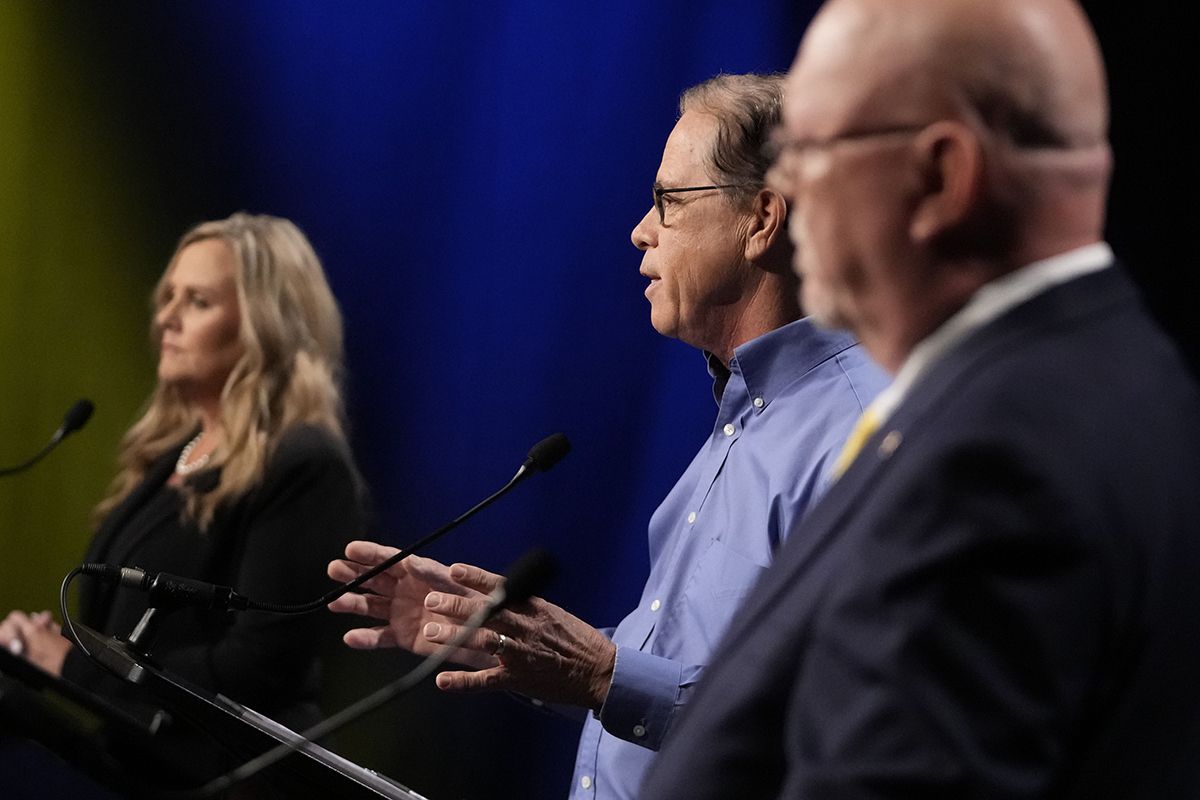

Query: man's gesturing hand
left=328, top=541, right=615, bottom=710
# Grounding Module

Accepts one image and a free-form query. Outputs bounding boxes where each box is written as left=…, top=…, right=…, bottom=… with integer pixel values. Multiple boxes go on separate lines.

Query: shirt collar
left=706, top=317, right=859, bottom=408
left=870, top=241, right=1114, bottom=423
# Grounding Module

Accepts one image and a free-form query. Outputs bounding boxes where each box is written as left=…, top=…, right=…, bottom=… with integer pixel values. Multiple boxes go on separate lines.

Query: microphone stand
left=126, top=607, right=163, bottom=657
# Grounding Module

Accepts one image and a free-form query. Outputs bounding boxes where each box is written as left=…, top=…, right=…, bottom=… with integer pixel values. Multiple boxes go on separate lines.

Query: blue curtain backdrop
left=2, top=1, right=1195, bottom=799
left=0, top=3, right=817, bottom=798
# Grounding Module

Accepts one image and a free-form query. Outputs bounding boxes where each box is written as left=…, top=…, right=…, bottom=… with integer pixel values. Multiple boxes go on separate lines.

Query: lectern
left=0, top=625, right=430, bottom=799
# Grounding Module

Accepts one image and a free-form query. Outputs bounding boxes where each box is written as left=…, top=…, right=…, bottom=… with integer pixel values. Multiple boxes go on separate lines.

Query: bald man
left=641, top=1, right=1200, bottom=798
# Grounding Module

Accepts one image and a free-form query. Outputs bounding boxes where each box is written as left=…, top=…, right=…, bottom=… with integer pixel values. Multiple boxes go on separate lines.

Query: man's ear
left=909, top=120, right=983, bottom=244
left=744, top=187, right=788, bottom=262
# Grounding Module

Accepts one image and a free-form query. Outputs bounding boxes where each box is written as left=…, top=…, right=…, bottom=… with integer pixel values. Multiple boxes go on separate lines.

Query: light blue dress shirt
left=568, top=317, right=889, bottom=798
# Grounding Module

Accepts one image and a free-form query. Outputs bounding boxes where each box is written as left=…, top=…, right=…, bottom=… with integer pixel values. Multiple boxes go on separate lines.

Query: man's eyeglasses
left=651, top=184, right=749, bottom=225
left=763, top=124, right=927, bottom=178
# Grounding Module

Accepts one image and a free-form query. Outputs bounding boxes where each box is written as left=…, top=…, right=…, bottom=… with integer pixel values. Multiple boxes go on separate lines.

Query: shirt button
left=581, top=776, right=592, bottom=790
left=723, top=423, right=735, bottom=436
left=633, top=724, right=647, bottom=738
left=687, top=511, right=697, bottom=524
left=753, top=396, right=764, bottom=408
left=650, top=599, right=661, bottom=612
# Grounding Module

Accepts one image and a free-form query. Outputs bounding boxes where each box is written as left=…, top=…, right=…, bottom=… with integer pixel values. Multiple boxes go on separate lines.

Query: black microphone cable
left=59, top=566, right=92, bottom=660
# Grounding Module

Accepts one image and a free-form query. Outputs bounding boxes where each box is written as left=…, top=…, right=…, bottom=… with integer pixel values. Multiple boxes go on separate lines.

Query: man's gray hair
left=679, top=72, right=785, bottom=205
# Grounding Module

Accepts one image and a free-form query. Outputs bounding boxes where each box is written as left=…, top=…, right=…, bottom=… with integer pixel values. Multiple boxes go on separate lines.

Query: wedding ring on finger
left=491, top=632, right=508, bottom=657
left=7, top=638, right=24, bottom=657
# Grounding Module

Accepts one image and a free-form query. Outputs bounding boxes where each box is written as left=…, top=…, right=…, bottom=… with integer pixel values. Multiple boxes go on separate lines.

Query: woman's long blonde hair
left=94, top=212, right=348, bottom=529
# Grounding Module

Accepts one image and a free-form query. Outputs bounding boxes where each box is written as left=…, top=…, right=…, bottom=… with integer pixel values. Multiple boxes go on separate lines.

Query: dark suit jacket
left=641, top=265, right=1200, bottom=799
left=62, top=423, right=364, bottom=730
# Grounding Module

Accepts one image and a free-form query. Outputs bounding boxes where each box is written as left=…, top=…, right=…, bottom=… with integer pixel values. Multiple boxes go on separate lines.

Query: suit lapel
left=84, top=448, right=177, bottom=564
left=79, top=443, right=182, bottom=626
left=716, top=263, right=1134, bottom=656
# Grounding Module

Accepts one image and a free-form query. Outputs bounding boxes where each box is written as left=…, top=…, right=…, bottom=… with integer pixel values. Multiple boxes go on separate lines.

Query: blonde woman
left=1, top=212, right=363, bottom=729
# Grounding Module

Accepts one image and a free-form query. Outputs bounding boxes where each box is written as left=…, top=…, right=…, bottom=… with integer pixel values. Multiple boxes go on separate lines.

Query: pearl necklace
left=176, top=432, right=212, bottom=475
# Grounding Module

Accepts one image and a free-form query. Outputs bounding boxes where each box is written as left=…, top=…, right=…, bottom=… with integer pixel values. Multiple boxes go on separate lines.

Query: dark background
left=0, top=2, right=1193, bottom=799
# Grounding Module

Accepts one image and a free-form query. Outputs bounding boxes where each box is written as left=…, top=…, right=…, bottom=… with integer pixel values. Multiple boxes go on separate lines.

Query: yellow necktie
left=832, top=407, right=881, bottom=479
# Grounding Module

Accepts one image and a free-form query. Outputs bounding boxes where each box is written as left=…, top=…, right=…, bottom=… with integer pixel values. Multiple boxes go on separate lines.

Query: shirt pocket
left=696, top=538, right=770, bottom=601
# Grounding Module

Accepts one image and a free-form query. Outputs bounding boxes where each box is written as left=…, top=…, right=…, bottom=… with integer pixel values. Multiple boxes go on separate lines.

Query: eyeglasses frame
left=650, top=183, right=751, bottom=225
left=763, top=123, right=928, bottom=185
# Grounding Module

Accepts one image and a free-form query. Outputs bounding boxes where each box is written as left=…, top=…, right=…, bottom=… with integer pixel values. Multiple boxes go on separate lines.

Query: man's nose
left=631, top=206, right=657, bottom=251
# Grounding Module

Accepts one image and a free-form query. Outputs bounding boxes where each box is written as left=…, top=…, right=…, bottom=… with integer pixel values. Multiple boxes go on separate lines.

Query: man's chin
left=649, top=319, right=678, bottom=341
left=647, top=304, right=677, bottom=339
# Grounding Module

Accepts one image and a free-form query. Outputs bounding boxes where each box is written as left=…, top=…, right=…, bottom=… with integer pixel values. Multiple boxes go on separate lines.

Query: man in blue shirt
left=328, top=73, right=888, bottom=798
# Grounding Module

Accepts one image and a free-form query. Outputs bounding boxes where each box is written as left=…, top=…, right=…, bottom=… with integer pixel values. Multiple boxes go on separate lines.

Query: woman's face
left=154, top=239, right=244, bottom=403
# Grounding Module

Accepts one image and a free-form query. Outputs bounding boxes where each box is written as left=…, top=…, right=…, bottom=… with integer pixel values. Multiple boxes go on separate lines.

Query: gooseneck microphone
left=0, top=398, right=95, bottom=476
left=79, top=433, right=571, bottom=615
left=77, top=565, right=251, bottom=611
left=168, top=549, right=559, bottom=800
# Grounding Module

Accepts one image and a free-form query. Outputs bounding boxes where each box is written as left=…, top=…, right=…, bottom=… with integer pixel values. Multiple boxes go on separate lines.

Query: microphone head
left=61, top=399, right=95, bottom=437
left=525, top=433, right=570, bottom=473
left=500, top=548, right=558, bottom=607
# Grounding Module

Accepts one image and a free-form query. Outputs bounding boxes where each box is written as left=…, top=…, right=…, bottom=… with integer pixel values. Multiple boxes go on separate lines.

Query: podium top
left=0, top=641, right=164, bottom=738
left=5, top=625, right=431, bottom=800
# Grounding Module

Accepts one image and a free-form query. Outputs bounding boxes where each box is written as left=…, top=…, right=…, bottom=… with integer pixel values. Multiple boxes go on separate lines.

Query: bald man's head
left=789, top=0, right=1109, bottom=150
left=771, top=0, right=1113, bottom=369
